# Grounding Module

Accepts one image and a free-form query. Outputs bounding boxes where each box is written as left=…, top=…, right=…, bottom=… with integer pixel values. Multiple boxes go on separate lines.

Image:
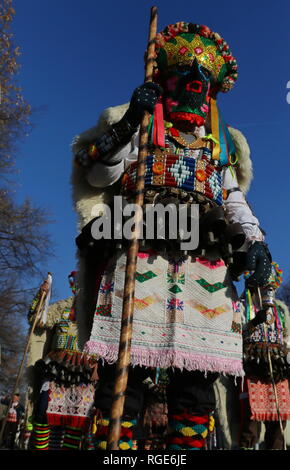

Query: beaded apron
left=84, top=252, right=243, bottom=376
left=121, top=134, right=223, bottom=206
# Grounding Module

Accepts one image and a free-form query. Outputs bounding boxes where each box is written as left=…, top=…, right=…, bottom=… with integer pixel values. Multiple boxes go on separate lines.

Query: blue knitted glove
left=251, top=309, right=267, bottom=327
left=124, top=82, right=163, bottom=128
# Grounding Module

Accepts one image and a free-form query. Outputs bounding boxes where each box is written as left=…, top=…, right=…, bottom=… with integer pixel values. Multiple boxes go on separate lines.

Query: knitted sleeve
left=222, top=166, right=264, bottom=243
left=85, top=132, right=139, bottom=188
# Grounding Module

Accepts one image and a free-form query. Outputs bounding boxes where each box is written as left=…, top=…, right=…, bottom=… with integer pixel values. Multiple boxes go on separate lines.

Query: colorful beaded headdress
left=154, top=22, right=238, bottom=93
left=266, top=262, right=283, bottom=290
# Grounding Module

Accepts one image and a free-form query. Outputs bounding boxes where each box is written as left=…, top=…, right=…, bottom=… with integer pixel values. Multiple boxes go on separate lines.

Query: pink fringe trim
left=196, top=257, right=225, bottom=269
left=84, top=341, right=244, bottom=377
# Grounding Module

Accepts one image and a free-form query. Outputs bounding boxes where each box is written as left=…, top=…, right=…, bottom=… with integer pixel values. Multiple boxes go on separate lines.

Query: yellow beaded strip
left=162, top=35, right=225, bottom=81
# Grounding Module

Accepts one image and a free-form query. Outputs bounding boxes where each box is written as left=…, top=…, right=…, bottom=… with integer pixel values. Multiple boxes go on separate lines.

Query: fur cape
left=71, top=104, right=254, bottom=349
left=29, top=296, right=74, bottom=331
left=27, top=296, right=74, bottom=369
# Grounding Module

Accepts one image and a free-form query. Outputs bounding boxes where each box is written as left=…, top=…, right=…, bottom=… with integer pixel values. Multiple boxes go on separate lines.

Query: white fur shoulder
left=228, top=127, right=253, bottom=194
left=71, top=104, right=129, bottom=230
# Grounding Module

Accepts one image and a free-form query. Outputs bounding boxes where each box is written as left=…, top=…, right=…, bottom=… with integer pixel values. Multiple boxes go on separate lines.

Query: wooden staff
left=0, top=274, right=50, bottom=447
left=107, top=6, right=158, bottom=450
left=256, top=287, right=286, bottom=450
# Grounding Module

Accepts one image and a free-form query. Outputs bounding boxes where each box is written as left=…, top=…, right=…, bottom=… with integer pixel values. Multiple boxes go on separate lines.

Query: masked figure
left=239, top=263, right=290, bottom=450
left=72, top=22, right=272, bottom=450
left=28, top=272, right=97, bottom=450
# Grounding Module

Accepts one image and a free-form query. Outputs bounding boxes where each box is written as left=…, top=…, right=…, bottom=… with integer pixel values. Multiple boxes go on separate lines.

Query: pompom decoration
left=243, top=270, right=253, bottom=280
left=267, top=262, right=283, bottom=289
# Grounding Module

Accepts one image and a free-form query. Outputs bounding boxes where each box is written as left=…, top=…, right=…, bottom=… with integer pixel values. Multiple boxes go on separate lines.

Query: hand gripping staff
left=107, top=6, right=158, bottom=451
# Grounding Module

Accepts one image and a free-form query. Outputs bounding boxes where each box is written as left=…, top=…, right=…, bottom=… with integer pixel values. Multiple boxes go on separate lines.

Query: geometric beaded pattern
left=188, top=301, right=228, bottom=319
left=168, top=412, right=210, bottom=450
left=54, top=317, right=79, bottom=352
left=195, top=278, right=226, bottom=293
left=95, top=304, right=112, bottom=317
left=54, top=332, right=78, bottom=351
left=135, top=271, right=157, bottom=283
left=122, top=150, right=223, bottom=206
left=86, top=253, right=243, bottom=375
left=95, top=418, right=136, bottom=450
left=62, top=427, right=82, bottom=450
left=166, top=258, right=186, bottom=324
left=31, top=423, right=51, bottom=450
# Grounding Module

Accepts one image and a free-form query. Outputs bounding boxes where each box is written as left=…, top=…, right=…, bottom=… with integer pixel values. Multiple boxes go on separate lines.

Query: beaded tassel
left=95, top=417, right=137, bottom=450
left=167, top=412, right=210, bottom=450
left=62, top=426, right=82, bottom=450
left=30, top=422, right=51, bottom=450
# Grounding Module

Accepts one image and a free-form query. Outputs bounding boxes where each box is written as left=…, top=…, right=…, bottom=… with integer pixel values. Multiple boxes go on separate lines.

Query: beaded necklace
left=166, top=126, right=209, bottom=150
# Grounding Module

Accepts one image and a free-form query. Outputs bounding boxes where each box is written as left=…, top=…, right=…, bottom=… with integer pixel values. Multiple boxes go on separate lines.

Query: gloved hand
left=74, top=82, right=163, bottom=169
left=124, top=82, right=163, bottom=128
left=251, top=309, right=267, bottom=327
left=245, top=241, right=272, bottom=287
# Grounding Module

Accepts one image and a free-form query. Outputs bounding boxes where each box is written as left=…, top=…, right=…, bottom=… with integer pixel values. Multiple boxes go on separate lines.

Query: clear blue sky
left=12, top=0, right=290, bottom=301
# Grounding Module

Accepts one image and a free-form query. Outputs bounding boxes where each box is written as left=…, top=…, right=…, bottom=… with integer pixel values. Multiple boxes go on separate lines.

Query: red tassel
left=153, top=99, right=165, bottom=147
left=91, top=363, right=99, bottom=382
left=169, top=127, right=179, bottom=137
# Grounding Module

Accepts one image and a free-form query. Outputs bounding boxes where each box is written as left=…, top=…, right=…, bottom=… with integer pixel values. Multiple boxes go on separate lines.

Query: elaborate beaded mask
left=153, top=23, right=238, bottom=126
left=161, top=58, right=211, bottom=126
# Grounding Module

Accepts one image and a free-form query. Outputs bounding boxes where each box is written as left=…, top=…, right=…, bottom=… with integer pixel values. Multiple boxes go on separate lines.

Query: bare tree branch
left=0, top=1, right=54, bottom=394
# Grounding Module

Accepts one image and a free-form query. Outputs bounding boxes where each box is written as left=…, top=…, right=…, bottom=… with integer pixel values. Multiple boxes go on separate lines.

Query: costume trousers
left=94, top=364, right=217, bottom=449
left=2, top=421, right=18, bottom=449
left=239, top=397, right=286, bottom=450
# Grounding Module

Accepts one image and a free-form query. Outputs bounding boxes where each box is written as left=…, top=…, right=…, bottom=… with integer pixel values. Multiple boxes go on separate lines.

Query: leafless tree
left=0, top=1, right=53, bottom=394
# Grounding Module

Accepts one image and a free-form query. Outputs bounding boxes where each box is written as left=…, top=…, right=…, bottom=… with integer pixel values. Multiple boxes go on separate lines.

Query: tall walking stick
left=107, top=6, right=158, bottom=450
left=256, top=287, right=287, bottom=450
left=0, top=274, right=51, bottom=447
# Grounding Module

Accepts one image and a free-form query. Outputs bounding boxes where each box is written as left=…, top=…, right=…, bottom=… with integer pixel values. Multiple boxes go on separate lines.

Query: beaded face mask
left=161, top=59, right=211, bottom=126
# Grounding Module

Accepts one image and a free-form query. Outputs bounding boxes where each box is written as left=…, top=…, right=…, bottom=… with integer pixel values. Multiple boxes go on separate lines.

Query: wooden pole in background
left=256, top=287, right=286, bottom=451
left=0, top=276, right=50, bottom=446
